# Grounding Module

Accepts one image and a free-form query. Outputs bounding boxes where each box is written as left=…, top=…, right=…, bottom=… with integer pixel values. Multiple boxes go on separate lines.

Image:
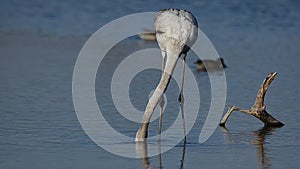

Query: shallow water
left=1, top=1, right=300, bottom=169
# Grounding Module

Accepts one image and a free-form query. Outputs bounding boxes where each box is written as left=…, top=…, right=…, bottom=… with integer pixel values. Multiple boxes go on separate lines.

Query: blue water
left=0, top=0, right=299, bottom=35
left=1, top=0, right=300, bottom=168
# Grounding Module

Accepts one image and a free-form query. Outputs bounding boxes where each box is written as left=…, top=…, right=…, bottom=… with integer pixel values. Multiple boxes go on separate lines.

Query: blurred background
left=1, top=0, right=299, bottom=35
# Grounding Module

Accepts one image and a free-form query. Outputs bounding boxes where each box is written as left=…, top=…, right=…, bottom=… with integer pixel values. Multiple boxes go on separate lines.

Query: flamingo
left=135, top=9, right=198, bottom=142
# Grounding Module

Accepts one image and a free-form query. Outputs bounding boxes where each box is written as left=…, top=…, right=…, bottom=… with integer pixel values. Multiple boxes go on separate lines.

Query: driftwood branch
left=219, top=72, right=284, bottom=127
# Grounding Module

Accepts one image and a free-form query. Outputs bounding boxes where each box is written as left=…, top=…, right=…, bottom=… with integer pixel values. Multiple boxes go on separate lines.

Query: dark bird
left=194, top=58, right=227, bottom=72
left=138, top=32, right=156, bottom=41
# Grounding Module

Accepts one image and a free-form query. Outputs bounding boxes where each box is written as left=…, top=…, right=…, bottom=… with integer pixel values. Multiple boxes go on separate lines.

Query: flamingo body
left=135, top=9, right=198, bottom=142
left=155, top=9, right=198, bottom=56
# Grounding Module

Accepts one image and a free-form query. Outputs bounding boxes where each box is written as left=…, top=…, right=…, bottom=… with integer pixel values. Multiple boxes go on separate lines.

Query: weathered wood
left=219, top=72, right=284, bottom=127
left=219, top=106, right=236, bottom=126
left=252, top=72, right=277, bottom=111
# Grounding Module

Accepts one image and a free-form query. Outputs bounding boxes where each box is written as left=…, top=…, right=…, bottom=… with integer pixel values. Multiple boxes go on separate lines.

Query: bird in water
left=194, top=58, right=227, bottom=72
left=135, top=9, right=198, bottom=142
left=138, top=29, right=156, bottom=41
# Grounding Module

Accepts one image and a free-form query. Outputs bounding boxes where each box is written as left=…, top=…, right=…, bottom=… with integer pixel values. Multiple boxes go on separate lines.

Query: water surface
left=0, top=1, right=300, bottom=168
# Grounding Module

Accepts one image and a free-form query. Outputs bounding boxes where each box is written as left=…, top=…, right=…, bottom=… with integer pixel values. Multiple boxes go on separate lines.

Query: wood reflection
left=220, top=126, right=276, bottom=169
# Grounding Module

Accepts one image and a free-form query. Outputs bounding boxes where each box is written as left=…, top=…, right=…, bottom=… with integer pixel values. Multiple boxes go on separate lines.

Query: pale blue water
left=1, top=0, right=299, bottom=35
left=1, top=0, right=300, bottom=169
